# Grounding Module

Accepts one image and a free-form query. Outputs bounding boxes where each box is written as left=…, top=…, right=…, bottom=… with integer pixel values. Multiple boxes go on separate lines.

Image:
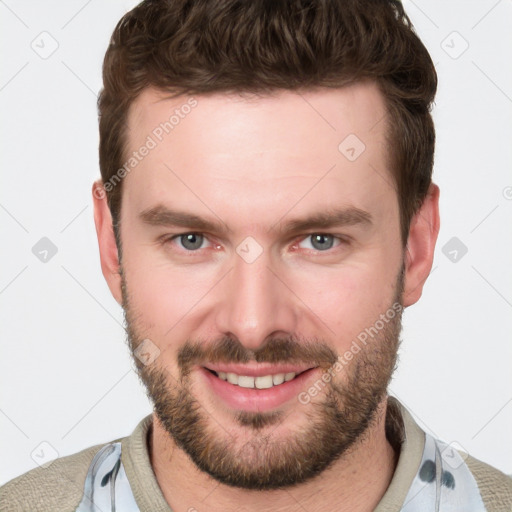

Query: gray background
left=1, top=0, right=511, bottom=484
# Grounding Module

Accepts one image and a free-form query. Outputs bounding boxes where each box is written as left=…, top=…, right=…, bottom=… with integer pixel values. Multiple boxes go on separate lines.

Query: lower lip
left=199, top=366, right=320, bottom=412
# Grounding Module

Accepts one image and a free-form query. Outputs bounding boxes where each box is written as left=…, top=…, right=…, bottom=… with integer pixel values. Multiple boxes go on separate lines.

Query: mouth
left=199, top=365, right=320, bottom=412
left=203, top=367, right=312, bottom=389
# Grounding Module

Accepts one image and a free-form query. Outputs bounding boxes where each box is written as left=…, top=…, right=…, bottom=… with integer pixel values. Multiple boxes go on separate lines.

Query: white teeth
left=255, top=375, right=273, bottom=389
left=226, top=372, right=238, bottom=385
left=238, top=375, right=255, bottom=388
left=272, top=373, right=285, bottom=385
left=215, top=371, right=298, bottom=388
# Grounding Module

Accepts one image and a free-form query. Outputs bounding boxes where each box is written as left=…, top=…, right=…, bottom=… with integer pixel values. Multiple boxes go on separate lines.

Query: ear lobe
left=92, top=180, right=123, bottom=305
left=402, top=183, right=440, bottom=307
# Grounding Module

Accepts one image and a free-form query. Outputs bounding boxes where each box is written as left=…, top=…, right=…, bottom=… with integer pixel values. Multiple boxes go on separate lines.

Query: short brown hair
left=98, top=0, right=437, bottom=246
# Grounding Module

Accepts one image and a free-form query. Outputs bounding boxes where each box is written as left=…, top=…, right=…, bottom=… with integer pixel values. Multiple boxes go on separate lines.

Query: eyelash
left=161, top=232, right=349, bottom=255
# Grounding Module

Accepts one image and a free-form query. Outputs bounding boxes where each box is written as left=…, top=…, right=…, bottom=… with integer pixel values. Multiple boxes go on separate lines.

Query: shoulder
left=462, top=451, right=512, bottom=511
left=0, top=439, right=120, bottom=512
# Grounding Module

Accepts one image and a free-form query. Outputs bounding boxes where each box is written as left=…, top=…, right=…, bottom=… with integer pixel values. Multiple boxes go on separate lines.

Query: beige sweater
left=1, top=398, right=511, bottom=511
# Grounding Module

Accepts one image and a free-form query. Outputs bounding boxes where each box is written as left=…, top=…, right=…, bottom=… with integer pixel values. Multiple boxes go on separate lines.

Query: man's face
left=118, top=83, right=405, bottom=489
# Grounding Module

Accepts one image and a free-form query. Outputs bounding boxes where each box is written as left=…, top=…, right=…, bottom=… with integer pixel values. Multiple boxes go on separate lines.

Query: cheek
left=290, top=261, right=397, bottom=345
left=122, top=248, right=219, bottom=340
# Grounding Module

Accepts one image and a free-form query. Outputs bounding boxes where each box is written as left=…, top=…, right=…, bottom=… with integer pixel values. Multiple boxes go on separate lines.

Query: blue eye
left=176, top=233, right=206, bottom=251
left=298, top=234, right=341, bottom=251
left=163, top=232, right=345, bottom=255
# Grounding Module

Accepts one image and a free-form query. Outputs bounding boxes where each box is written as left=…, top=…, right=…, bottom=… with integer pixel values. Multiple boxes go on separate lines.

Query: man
left=1, top=0, right=511, bottom=510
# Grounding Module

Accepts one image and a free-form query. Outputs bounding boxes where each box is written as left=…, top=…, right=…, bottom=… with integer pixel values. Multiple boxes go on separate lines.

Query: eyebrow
left=139, top=205, right=372, bottom=235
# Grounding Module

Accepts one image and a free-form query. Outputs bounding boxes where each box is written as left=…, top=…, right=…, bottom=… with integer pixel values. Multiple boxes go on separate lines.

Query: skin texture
left=93, top=82, right=440, bottom=511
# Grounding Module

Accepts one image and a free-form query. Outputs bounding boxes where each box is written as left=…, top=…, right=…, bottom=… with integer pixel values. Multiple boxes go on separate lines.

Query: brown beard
left=122, top=265, right=404, bottom=490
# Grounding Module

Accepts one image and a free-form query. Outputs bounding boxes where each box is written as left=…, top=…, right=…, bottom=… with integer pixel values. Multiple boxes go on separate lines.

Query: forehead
left=128, top=83, right=387, bottom=155
left=122, top=83, right=394, bottom=228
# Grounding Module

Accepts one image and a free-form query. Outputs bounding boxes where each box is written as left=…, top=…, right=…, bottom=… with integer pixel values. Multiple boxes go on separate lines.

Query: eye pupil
left=311, top=234, right=333, bottom=251
left=181, top=233, right=203, bottom=250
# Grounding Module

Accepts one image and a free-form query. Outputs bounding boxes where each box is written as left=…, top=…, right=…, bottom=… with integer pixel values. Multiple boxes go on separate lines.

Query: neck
left=150, top=397, right=398, bottom=512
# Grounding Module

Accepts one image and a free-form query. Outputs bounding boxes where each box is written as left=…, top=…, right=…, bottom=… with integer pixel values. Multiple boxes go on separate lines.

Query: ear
left=402, top=183, right=440, bottom=307
left=92, top=180, right=123, bottom=305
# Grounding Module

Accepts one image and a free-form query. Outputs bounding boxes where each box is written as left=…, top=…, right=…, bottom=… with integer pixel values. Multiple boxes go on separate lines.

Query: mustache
left=177, top=335, right=338, bottom=375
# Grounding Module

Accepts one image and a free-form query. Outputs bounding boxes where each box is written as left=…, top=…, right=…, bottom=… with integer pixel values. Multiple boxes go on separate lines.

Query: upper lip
left=203, top=363, right=317, bottom=377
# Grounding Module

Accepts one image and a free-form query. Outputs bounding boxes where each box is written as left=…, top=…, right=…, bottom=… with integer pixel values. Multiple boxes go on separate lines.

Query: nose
left=215, top=246, right=298, bottom=351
